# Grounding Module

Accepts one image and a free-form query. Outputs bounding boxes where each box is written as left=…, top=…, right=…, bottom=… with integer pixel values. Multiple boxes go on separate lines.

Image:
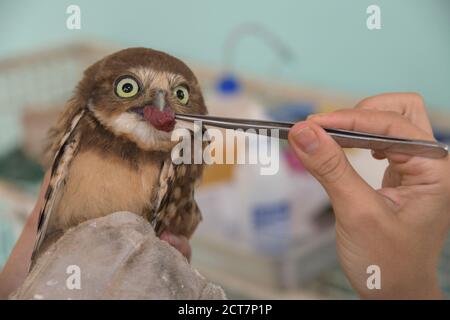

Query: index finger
left=309, top=108, right=434, bottom=141
left=355, top=93, right=433, bottom=135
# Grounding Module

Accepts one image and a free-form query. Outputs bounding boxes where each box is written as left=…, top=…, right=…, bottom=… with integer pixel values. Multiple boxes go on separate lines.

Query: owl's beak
left=153, top=90, right=166, bottom=111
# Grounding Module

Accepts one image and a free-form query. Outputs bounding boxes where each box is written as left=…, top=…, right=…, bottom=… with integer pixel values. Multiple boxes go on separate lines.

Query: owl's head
left=76, top=47, right=207, bottom=152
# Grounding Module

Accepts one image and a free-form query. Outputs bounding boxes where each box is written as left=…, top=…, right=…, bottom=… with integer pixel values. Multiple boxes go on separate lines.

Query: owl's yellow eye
left=115, top=76, right=140, bottom=98
left=173, top=86, right=189, bottom=105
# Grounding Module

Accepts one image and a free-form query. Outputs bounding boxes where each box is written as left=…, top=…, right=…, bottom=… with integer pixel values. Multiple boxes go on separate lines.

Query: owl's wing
left=152, top=157, right=205, bottom=238
left=31, top=109, right=85, bottom=263
left=151, top=160, right=203, bottom=238
left=151, top=126, right=208, bottom=238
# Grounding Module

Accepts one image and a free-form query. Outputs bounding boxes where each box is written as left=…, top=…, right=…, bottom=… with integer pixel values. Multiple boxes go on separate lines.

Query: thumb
left=288, top=121, right=375, bottom=209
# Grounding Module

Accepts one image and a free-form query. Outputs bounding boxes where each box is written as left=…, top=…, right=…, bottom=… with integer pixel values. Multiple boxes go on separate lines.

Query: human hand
left=288, top=93, right=450, bottom=299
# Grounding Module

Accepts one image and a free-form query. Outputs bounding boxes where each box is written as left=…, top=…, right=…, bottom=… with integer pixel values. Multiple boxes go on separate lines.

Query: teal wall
left=0, top=0, right=449, bottom=109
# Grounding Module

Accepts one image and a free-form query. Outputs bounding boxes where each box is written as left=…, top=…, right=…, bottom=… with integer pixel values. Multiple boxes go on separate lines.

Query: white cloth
left=11, top=211, right=225, bottom=300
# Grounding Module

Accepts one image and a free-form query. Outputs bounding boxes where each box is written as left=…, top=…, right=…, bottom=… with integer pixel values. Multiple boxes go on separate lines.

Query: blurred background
left=0, top=0, right=449, bottom=299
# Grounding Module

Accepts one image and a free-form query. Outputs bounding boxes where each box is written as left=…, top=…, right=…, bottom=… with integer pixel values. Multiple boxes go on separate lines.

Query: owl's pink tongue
left=143, top=106, right=175, bottom=132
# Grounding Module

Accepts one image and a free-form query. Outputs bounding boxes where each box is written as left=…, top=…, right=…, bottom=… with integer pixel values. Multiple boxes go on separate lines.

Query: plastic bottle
left=203, top=74, right=293, bottom=254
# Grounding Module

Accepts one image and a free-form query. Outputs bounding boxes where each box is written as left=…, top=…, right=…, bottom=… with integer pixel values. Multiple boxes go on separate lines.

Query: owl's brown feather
left=31, top=48, right=207, bottom=264
left=32, top=109, right=85, bottom=262
left=152, top=160, right=203, bottom=238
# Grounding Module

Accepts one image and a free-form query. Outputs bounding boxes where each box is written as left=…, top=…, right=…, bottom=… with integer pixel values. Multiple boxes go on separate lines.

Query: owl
left=31, top=48, right=207, bottom=262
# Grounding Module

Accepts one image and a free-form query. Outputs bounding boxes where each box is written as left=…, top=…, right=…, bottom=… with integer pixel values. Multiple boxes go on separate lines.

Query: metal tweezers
left=175, top=113, right=449, bottom=159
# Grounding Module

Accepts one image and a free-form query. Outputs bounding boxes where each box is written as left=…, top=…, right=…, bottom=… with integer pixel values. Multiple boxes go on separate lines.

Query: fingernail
left=293, top=126, right=319, bottom=153
left=307, top=113, right=327, bottom=120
